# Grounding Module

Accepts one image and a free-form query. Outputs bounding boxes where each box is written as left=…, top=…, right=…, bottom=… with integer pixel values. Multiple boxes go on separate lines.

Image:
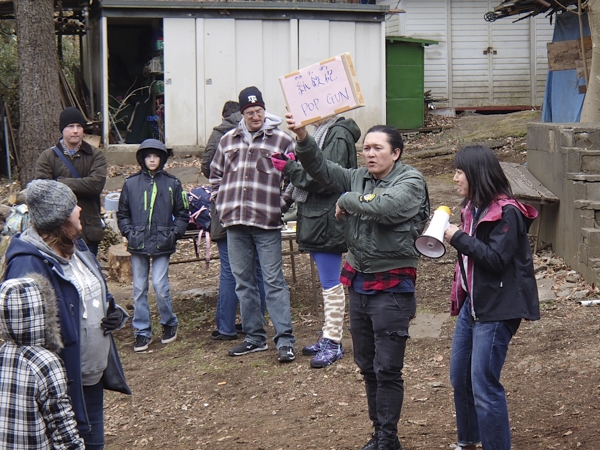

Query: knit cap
left=26, top=180, right=77, bottom=231
left=238, top=86, right=265, bottom=113
left=59, top=107, right=86, bottom=132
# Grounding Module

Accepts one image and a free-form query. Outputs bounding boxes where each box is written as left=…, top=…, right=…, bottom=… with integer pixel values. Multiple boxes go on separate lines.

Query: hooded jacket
left=117, top=143, right=189, bottom=256
left=0, top=275, right=84, bottom=449
left=201, top=111, right=243, bottom=179
left=449, top=198, right=541, bottom=321
left=35, top=140, right=107, bottom=244
left=3, top=231, right=129, bottom=433
left=284, top=118, right=361, bottom=253
left=295, top=134, right=430, bottom=273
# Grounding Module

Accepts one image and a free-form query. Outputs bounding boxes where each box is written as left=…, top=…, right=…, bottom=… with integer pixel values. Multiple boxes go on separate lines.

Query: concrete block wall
left=527, top=122, right=600, bottom=286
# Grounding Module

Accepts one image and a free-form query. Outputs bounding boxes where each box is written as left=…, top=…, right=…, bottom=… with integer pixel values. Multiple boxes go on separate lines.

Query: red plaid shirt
left=339, top=261, right=416, bottom=292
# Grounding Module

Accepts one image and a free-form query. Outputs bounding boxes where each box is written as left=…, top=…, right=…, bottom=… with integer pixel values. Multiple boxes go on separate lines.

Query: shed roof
left=93, top=0, right=388, bottom=22
left=487, top=0, right=579, bottom=22
left=386, top=36, right=438, bottom=46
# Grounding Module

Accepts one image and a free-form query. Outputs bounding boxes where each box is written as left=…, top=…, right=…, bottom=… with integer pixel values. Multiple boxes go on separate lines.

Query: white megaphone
left=415, top=206, right=451, bottom=258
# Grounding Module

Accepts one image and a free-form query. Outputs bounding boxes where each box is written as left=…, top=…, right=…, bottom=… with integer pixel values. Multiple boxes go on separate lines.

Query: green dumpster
left=386, top=37, right=438, bottom=130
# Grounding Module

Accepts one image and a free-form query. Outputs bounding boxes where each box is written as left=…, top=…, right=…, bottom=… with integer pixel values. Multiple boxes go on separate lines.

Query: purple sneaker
left=302, top=339, right=322, bottom=356
left=310, top=338, right=343, bottom=368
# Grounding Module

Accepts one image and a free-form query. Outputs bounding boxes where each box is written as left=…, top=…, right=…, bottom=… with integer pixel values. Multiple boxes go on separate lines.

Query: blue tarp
left=542, top=11, right=590, bottom=122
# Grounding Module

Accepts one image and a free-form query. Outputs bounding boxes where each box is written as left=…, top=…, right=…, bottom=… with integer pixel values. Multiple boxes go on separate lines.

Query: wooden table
left=174, top=229, right=319, bottom=308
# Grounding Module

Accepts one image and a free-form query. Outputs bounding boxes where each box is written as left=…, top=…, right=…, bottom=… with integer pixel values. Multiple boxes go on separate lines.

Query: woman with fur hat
left=0, top=276, right=84, bottom=449
left=3, top=179, right=129, bottom=450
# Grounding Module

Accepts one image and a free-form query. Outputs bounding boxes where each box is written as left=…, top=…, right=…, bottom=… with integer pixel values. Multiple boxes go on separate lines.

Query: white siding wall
left=380, top=0, right=449, bottom=105
left=380, top=0, right=554, bottom=109
left=534, top=15, right=554, bottom=105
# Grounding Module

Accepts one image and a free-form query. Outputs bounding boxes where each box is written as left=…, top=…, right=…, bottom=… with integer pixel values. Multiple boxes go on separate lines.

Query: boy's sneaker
left=211, top=330, right=238, bottom=341
left=235, top=323, right=245, bottom=334
left=310, top=338, right=343, bottom=368
left=228, top=340, right=268, bottom=356
left=133, top=335, right=152, bottom=352
left=302, top=339, right=322, bottom=356
left=161, top=324, right=178, bottom=344
left=277, top=345, right=296, bottom=362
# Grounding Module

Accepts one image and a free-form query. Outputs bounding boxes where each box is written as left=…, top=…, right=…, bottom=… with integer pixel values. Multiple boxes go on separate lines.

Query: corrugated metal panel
left=164, top=18, right=198, bottom=146
left=163, top=16, right=384, bottom=147
left=298, top=19, right=385, bottom=131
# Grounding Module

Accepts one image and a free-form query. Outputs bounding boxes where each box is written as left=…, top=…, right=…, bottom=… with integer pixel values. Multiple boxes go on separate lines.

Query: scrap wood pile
left=486, top=0, right=580, bottom=22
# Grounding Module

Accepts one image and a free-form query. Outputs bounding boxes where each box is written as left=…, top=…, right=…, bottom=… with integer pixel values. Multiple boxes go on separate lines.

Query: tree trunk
left=581, top=0, right=600, bottom=121
left=14, top=0, right=62, bottom=186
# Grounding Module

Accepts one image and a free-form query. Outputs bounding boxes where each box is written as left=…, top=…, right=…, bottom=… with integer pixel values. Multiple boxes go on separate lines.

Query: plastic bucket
left=104, top=192, right=120, bottom=212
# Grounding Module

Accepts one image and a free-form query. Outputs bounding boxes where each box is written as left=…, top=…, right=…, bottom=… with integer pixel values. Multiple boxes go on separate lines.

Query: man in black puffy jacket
left=117, top=139, right=189, bottom=352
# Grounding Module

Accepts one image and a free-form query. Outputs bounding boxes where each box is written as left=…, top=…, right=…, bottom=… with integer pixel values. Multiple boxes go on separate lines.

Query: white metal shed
left=87, top=1, right=388, bottom=151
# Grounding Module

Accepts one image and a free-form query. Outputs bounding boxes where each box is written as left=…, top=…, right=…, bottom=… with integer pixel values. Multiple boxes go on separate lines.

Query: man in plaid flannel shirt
left=209, top=86, right=296, bottom=363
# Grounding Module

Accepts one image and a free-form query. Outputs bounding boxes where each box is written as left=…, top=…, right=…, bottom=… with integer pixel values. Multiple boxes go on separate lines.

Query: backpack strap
left=53, top=146, right=81, bottom=178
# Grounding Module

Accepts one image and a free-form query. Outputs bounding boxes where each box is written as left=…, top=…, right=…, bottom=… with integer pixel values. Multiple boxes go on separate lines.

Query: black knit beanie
left=59, top=107, right=86, bottom=132
left=238, top=86, right=265, bottom=113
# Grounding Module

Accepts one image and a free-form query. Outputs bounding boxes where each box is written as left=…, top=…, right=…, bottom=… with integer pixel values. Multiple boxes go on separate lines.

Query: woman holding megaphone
left=443, top=145, right=540, bottom=450
left=285, top=114, right=430, bottom=450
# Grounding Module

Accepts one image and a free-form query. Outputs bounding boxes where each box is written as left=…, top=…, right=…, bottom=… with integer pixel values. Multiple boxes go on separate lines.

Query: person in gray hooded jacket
left=4, top=179, right=129, bottom=450
left=117, top=139, right=189, bottom=352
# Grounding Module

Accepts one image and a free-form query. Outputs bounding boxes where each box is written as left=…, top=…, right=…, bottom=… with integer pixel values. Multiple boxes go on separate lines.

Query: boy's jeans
left=226, top=225, right=295, bottom=348
left=450, top=301, right=520, bottom=450
left=131, top=253, right=178, bottom=337
left=215, top=238, right=266, bottom=336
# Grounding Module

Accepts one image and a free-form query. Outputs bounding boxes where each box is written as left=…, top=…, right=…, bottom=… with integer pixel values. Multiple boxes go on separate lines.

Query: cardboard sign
left=279, top=53, right=365, bottom=127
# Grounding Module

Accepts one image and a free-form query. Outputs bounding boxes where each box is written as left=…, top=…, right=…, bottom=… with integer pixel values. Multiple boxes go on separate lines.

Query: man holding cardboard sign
left=209, top=86, right=296, bottom=363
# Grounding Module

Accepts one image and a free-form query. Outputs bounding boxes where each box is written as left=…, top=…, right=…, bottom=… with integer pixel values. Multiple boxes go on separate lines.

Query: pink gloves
left=271, top=152, right=296, bottom=171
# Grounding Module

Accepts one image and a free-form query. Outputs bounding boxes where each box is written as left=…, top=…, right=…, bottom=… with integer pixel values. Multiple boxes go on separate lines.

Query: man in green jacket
left=35, top=107, right=107, bottom=255
left=286, top=113, right=430, bottom=450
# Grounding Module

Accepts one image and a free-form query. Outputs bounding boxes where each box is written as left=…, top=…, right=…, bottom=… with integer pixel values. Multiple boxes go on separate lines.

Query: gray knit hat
left=26, top=180, right=77, bottom=231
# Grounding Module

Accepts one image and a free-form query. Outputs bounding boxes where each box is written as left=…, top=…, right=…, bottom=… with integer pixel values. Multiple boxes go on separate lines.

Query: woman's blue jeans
left=215, top=238, right=266, bottom=336
left=79, top=382, right=104, bottom=449
left=131, top=253, right=178, bottom=338
left=450, top=301, right=521, bottom=450
left=349, top=288, right=416, bottom=449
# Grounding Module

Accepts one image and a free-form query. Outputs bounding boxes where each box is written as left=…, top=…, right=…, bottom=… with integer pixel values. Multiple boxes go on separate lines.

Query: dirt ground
left=101, top=111, right=600, bottom=450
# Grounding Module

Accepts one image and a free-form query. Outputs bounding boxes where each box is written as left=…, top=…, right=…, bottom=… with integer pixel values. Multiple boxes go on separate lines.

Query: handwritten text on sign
left=279, top=54, right=364, bottom=127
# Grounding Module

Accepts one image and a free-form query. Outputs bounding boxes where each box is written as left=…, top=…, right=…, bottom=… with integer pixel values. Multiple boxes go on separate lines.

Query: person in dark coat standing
left=35, top=107, right=107, bottom=255
left=444, top=145, right=540, bottom=450
left=272, top=115, right=360, bottom=368
left=117, top=139, right=189, bottom=352
left=201, top=101, right=243, bottom=179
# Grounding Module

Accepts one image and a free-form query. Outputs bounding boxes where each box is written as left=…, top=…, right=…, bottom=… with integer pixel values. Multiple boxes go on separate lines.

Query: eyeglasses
left=244, top=109, right=265, bottom=118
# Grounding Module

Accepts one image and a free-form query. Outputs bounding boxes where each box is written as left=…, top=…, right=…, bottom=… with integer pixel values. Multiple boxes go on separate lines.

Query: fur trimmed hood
left=0, top=273, right=63, bottom=353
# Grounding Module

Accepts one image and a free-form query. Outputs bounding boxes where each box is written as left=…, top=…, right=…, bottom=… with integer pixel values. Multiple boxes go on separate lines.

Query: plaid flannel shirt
left=210, top=121, right=295, bottom=230
left=340, top=261, right=416, bottom=292
left=0, top=278, right=84, bottom=449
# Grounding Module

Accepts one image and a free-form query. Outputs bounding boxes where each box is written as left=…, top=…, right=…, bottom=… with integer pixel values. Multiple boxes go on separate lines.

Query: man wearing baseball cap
left=34, top=107, right=107, bottom=255
left=209, top=86, right=296, bottom=363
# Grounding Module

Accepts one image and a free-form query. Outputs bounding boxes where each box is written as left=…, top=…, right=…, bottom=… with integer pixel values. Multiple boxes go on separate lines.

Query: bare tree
left=14, top=0, right=62, bottom=185
left=581, top=0, right=600, bottom=121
